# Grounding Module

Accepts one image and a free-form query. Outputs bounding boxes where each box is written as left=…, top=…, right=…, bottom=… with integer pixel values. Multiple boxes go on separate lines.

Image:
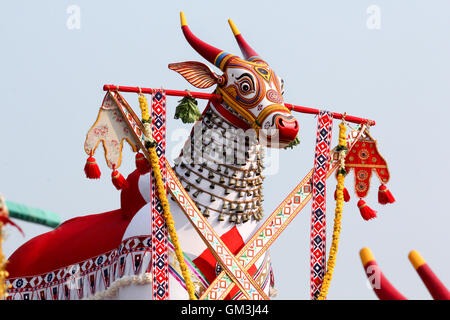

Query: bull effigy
left=1, top=12, right=447, bottom=301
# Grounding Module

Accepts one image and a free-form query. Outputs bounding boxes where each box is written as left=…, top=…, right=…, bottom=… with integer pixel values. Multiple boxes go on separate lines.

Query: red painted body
left=7, top=170, right=145, bottom=278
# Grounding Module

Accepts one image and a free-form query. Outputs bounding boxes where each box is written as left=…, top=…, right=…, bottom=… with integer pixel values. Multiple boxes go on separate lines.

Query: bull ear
left=168, top=61, right=219, bottom=89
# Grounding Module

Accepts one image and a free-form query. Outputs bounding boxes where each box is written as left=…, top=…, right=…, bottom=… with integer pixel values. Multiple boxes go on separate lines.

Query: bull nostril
left=278, top=118, right=285, bottom=127
left=294, top=121, right=298, bottom=129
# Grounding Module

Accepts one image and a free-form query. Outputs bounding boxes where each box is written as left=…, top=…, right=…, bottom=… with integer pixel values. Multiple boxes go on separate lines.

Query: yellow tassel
left=148, top=147, right=197, bottom=300
left=317, top=121, right=347, bottom=300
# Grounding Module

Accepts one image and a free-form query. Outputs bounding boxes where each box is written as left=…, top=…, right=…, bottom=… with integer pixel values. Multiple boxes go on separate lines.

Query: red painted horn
left=228, top=19, right=264, bottom=63
left=408, top=250, right=450, bottom=300
left=180, top=12, right=233, bottom=70
left=360, top=248, right=407, bottom=300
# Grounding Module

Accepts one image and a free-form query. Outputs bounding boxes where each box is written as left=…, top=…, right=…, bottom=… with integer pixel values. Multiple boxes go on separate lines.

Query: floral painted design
left=84, top=92, right=138, bottom=169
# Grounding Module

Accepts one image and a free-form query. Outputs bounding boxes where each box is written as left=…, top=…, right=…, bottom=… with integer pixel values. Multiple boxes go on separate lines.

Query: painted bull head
left=169, top=12, right=299, bottom=148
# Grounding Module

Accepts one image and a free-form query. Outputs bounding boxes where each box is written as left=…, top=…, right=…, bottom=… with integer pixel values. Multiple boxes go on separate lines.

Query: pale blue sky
left=1, top=0, right=450, bottom=299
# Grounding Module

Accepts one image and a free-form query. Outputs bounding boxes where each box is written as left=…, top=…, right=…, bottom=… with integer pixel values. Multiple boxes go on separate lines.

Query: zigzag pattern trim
left=310, top=110, right=334, bottom=300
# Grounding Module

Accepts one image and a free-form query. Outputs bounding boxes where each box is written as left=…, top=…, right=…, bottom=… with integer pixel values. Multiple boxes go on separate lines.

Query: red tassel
left=334, top=187, right=351, bottom=202
left=135, top=152, right=150, bottom=174
left=343, top=187, right=351, bottom=202
left=111, top=169, right=128, bottom=190
left=0, top=215, right=25, bottom=237
left=84, top=156, right=101, bottom=179
left=358, top=199, right=377, bottom=221
left=378, top=185, right=395, bottom=205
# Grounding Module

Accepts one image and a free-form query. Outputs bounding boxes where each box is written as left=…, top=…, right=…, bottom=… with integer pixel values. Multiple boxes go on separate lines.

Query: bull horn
left=180, top=12, right=234, bottom=70
left=408, top=250, right=450, bottom=300
left=360, top=247, right=407, bottom=300
left=228, top=18, right=264, bottom=63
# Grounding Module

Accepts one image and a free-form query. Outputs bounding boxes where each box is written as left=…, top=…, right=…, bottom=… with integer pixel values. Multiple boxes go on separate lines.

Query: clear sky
left=1, top=0, right=450, bottom=299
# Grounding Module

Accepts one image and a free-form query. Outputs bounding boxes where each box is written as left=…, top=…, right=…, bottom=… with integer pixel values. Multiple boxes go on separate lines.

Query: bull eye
left=236, top=77, right=255, bottom=95
left=234, top=72, right=255, bottom=96
left=241, top=82, right=251, bottom=92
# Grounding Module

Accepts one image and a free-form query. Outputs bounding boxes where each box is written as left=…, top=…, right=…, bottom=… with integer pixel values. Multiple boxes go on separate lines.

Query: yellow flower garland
left=317, top=121, right=347, bottom=300
left=138, top=94, right=150, bottom=122
left=148, top=147, right=197, bottom=300
left=138, top=93, right=196, bottom=300
left=0, top=222, right=8, bottom=299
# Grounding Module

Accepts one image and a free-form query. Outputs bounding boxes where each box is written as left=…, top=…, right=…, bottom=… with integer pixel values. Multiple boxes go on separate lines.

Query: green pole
left=5, top=201, right=61, bottom=228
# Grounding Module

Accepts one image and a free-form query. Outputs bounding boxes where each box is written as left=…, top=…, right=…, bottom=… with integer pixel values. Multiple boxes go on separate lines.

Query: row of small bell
left=185, top=181, right=262, bottom=202
left=196, top=203, right=265, bottom=224
left=182, top=165, right=262, bottom=190
left=179, top=159, right=263, bottom=177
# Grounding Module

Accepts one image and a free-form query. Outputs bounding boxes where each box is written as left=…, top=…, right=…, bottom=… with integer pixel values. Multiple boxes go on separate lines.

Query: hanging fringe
left=84, top=156, right=101, bottom=179
left=111, top=169, right=128, bottom=190
left=358, top=199, right=377, bottom=220
left=378, top=185, right=395, bottom=205
left=135, top=152, right=150, bottom=174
